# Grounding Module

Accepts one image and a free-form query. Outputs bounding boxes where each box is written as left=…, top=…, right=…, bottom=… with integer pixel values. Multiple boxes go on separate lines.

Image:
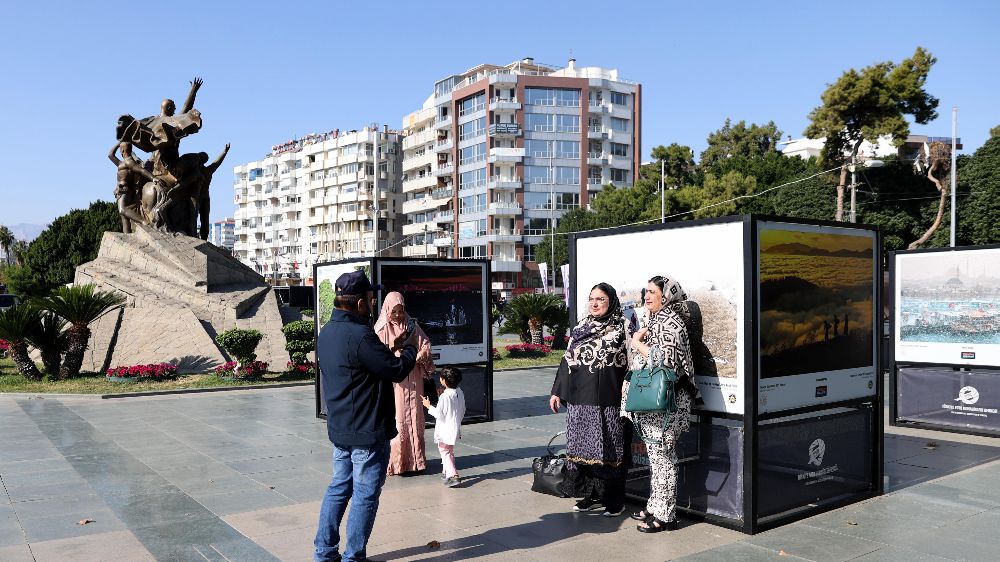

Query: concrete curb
left=494, top=365, right=559, bottom=372
left=0, top=381, right=314, bottom=401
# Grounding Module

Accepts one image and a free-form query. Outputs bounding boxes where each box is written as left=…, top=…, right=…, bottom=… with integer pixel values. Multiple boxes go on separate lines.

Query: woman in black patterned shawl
left=549, top=282, right=630, bottom=517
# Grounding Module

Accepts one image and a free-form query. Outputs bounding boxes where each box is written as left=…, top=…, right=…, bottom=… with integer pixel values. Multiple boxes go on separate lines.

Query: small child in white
left=421, top=367, right=466, bottom=487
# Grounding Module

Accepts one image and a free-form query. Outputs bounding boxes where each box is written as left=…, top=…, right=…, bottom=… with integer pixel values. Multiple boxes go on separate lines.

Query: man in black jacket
left=313, top=271, right=425, bottom=562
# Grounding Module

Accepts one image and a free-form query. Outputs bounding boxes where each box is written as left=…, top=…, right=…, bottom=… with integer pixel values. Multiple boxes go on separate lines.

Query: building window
left=459, top=117, right=486, bottom=141
left=524, top=218, right=553, bottom=236
left=459, top=142, right=487, bottom=165
left=525, top=192, right=550, bottom=210
left=610, top=91, right=629, bottom=106
left=555, top=166, right=580, bottom=185
left=524, top=244, right=536, bottom=262
left=556, top=141, right=580, bottom=159
left=460, top=194, right=485, bottom=213
left=555, top=192, right=580, bottom=210
left=556, top=114, right=580, bottom=133
left=525, top=113, right=554, bottom=132
left=610, top=117, right=628, bottom=133
left=524, top=165, right=550, bottom=184
left=610, top=168, right=629, bottom=182
left=459, top=220, right=486, bottom=239
left=525, top=139, right=550, bottom=158
left=459, top=245, right=487, bottom=258
left=458, top=93, right=486, bottom=117
left=610, top=142, right=628, bottom=157
left=460, top=168, right=487, bottom=189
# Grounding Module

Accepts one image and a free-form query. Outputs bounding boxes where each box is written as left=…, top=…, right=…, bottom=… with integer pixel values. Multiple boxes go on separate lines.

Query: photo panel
left=575, top=221, right=746, bottom=414
left=894, top=247, right=1000, bottom=368
left=314, top=259, right=373, bottom=326
left=757, top=222, right=877, bottom=413
left=376, top=260, right=489, bottom=365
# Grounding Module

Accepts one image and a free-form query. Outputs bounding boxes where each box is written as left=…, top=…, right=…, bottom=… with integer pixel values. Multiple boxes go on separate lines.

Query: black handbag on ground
left=531, top=431, right=572, bottom=497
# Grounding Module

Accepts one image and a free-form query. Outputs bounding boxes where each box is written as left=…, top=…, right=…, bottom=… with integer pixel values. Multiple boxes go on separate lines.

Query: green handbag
left=623, top=365, right=678, bottom=413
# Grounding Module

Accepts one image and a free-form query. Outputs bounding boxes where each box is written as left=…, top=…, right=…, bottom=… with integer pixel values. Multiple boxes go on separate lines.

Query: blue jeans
left=314, top=441, right=391, bottom=562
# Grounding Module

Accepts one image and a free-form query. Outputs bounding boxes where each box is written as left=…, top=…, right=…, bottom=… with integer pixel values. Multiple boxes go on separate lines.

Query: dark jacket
left=318, top=308, right=417, bottom=446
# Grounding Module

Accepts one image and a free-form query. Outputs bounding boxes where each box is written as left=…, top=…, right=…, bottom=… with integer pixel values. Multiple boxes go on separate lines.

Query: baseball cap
left=334, top=271, right=381, bottom=296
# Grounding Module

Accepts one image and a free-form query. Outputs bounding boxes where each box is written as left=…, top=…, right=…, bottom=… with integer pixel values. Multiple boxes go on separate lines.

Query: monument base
left=74, top=226, right=286, bottom=374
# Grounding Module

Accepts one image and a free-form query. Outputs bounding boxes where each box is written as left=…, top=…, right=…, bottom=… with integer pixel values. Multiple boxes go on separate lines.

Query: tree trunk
left=59, top=325, right=91, bottom=380
left=909, top=161, right=948, bottom=249
left=9, top=343, right=43, bottom=381
left=528, top=319, right=542, bottom=346
left=40, top=347, right=62, bottom=377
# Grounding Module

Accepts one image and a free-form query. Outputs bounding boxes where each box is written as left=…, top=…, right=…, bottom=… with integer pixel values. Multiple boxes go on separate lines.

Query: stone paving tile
left=223, top=501, right=322, bottom=538
left=0, top=543, right=34, bottom=562
left=28, top=530, right=157, bottom=562
left=674, top=541, right=811, bottom=561
left=747, top=523, right=886, bottom=561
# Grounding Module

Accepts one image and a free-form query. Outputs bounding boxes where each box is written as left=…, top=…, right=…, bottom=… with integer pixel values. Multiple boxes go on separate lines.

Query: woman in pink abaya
left=375, top=292, right=436, bottom=475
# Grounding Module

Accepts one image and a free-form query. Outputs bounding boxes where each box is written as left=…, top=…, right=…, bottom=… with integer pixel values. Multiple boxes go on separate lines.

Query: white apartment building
left=398, top=58, right=642, bottom=289
left=209, top=217, right=236, bottom=253
left=232, top=127, right=404, bottom=285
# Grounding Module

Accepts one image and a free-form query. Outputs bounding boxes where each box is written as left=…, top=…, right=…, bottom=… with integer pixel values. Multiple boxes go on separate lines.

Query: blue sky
left=1, top=0, right=997, bottom=228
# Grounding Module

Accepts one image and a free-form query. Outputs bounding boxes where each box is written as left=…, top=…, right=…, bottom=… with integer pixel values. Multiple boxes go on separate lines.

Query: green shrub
left=282, top=320, right=315, bottom=365
left=300, top=309, right=315, bottom=317
left=216, top=328, right=263, bottom=366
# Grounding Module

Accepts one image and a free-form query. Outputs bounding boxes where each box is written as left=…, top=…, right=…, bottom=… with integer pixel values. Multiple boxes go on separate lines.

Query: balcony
left=431, top=187, right=453, bottom=200
left=609, top=103, right=631, bottom=118
left=433, top=162, right=454, bottom=177
left=487, top=201, right=522, bottom=216
left=489, top=71, right=517, bottom=85
left=486, top=176, right=521, bottom=190
left=589, top=102, right=610, bottom=114
left=402, top=174, right=436, bottom=193
left=489, top=97, right=521, bottom=112
left=488, top=147, right=525, bottom=163
left=485, top=229, right=522, bottom=243
left=587, top=151, right=608, bottom=165
left=434, top=115, right=453, bottom=130
left=401, top=197, right=439, bottom=215
left=488, top=123, right=522, bottom=138
left=434, top=137, right=453, bottom=153
left=434, top=235, right=454, bottom=247
left=587, top=126, right=608, bottom=139
left=402, top=221, right=430, bottom=236
left=491, top=259, right=521, bottom=273
left=435, top=210, right=454, bottom=224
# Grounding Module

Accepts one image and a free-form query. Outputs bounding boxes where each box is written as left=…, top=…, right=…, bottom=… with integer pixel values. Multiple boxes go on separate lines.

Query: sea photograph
left=898, top=250, right=1000, bottom=344
left=759, top=227, right=875, bottom=378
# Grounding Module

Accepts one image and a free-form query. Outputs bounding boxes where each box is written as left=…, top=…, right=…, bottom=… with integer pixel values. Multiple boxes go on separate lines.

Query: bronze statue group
left=110, top=78, right=228, bottom=239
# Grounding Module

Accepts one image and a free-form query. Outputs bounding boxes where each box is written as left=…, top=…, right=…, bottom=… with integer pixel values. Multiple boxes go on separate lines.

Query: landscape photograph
left=758, top=226, right=875, bottom=378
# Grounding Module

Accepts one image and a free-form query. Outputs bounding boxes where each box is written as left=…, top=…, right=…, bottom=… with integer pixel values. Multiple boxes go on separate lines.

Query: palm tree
left=0, top=304, right=44, bottom=380
left=0, top=225, right=13, bottom=266
left=10, top=239, right=28, bottom=266
left=26, top=310, right=68, bottom=377
left=39, top=284, right=125, bottom=379
left=506, top=293, right=562, bottom=345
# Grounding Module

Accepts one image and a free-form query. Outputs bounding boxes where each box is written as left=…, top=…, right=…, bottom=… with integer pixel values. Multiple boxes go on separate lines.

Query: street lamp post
left=549, top=141, right=555, bottom=293
left=660, top=159, right=665, bottom=223
left=372, top=126, right=379, bottom=257
left=950, top=107, right=958, bottom=247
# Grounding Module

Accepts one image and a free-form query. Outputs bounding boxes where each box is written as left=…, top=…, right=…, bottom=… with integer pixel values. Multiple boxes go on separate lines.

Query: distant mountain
left=7, top=223, right=46, bottom=242
left=766, top=242, right=869, bottom=258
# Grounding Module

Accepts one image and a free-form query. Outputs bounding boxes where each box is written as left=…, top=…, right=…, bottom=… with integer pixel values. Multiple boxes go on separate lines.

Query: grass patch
left=493, top=349, right=563, bottom=370
left=0, top=356, right=312, bottom=395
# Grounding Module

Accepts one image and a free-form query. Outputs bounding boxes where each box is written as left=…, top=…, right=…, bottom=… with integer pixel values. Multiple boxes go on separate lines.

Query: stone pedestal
left=74, top=226, right=286, bottom=374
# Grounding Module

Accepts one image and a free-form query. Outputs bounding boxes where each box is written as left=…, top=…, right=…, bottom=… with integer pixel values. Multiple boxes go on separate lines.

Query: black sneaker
left=573, top=497, right=603, bottom=512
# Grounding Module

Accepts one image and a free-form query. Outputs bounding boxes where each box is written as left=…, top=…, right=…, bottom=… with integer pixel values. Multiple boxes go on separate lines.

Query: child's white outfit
left=427, top=387, right=466, bottom=478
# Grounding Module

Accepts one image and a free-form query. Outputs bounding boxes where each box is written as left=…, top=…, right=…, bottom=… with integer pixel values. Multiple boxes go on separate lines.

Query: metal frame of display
left=312, top=257, right=494, bottom=424
left=569, top=215, right=883, bottom=534
left=888, top=244, right=1000, bottom=438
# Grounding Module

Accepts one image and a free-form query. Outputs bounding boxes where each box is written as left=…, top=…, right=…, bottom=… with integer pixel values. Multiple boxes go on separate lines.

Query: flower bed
left=214, top=361, right=268, bottom=380
left=286, top=361, right=316, bottom=375
left=504, top=343, right=552, bottom=358
left=106, top=363, right=178, bottom=382
left=491, top=347, right=501, bottom=361
left=543, top=335, right=570, bottom=345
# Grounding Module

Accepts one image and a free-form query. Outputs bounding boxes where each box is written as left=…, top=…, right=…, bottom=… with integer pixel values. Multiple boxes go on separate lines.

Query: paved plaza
left=1, top=369, right=1000, bottom=561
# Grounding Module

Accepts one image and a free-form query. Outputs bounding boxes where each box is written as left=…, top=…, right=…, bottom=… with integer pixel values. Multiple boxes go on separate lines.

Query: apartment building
left=232, top=127, right=404, bottom=285
left=398, top=57, right=642, bottom=289
left=209, top=217, right=236, bottom=253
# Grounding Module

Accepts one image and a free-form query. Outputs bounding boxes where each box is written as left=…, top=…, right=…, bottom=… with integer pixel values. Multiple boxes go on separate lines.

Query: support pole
left=950, top=107, right=958, bottom=247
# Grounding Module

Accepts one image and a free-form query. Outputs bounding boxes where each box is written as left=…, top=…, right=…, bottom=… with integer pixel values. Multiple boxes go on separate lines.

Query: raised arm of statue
left=206, top=143, right=231, bottom=174
left=181, top=77, right=203, bottom=114
left=108, top=143, right=122, bottom=166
